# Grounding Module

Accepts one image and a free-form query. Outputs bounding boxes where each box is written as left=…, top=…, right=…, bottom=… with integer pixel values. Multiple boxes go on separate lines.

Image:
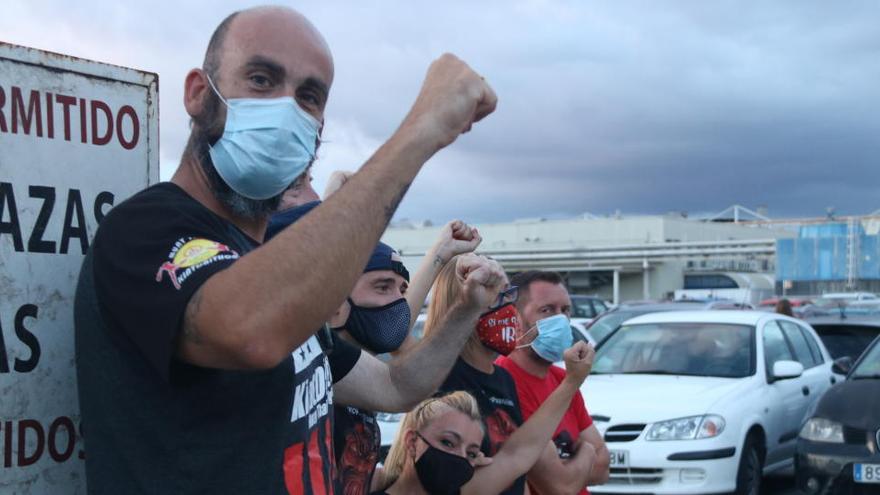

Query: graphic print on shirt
left=485, top=407, right=518, bottom=456
left=339, top=408, right=380, bottom=495
left=283, top=336, right=336, bottom=495
left=155, top=237, right=240, bottom=289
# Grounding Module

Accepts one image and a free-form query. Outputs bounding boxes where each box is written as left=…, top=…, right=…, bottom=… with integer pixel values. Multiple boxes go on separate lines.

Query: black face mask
left=413, top=432, right=475, bottom=495
left=334, top=297, right=410, bottom=354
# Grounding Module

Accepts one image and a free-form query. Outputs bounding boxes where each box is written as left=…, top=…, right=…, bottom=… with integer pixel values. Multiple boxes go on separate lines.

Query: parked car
left=813, top=294, right=880, bottom=316
left=585, top=301, right=727, bottom=347
left=377, top=411, right=403, bottom=462
left=757, top=297, right=824, bottom=318
left=805, top=314, right=880, bottom=364
left=585, top=311, right=840, bottom=494
left=759, top=297, right=815, bottom=309
left=571, top=295, right=610, bottom=326
left=570, top=320, right=597, bottom=346
left=704, top=300, right=755, bottom=310
left=821, top=292, right=879, bottom=303
left=795, top=334, right=880, bottom=493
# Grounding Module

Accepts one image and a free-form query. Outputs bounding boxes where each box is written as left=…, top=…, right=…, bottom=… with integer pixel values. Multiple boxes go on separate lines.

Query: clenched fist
left=432, top=220, right=482, bottom=264
left=455, top=253, right=506, bottom=311
left=403, top=54, right=497, bottom=152
left=323, top=170, right=354, bottom=198
left=562, top=341, right=596, bottom=387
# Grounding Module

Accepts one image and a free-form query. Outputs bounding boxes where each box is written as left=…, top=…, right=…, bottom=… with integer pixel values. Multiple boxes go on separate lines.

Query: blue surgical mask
left=206, top=75, right=320, bottom=200
left=519, top=314, right=572, bottom=363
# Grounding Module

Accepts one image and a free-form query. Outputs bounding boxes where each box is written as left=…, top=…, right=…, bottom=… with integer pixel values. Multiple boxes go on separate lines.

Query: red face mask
left=476, top=303, right=521, bottom=356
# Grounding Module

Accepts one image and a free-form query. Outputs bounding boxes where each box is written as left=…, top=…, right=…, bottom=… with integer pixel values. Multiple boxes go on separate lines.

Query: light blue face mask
left=206, top=75, right=320, bottom=200
left=518, top=314, right=573, bottom=363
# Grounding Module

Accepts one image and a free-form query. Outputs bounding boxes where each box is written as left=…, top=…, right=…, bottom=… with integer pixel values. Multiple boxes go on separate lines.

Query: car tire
left=733, top=434, right=763, bottom=495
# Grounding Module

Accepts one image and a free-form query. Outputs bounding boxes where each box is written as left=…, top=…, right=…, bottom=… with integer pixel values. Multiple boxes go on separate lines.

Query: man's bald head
left=202, top=6, right=332, bottom=83
left=202, top=11, right=239, bottom=80
left=183, top=6, right=334, bottom=221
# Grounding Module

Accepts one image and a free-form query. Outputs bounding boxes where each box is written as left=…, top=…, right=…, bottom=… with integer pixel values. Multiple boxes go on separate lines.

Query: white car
left=821, top=292, right=878, bottom=302
left=584, top=311, right=841, bottom=494
left=571, top=320, right=597, bottom=346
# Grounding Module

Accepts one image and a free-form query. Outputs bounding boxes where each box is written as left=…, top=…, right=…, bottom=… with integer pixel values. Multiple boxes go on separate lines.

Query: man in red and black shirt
left=497, top=271, right=610, bottom=495
left=74, top=6, right=500, bottom=495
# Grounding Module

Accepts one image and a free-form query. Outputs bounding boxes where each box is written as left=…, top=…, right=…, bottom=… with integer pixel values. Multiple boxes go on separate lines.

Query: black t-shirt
left=74, top=182, right=361, bottom=494
left=333, top=405, right=381, bottom=495
left=438, top=358, right=525, bottom=495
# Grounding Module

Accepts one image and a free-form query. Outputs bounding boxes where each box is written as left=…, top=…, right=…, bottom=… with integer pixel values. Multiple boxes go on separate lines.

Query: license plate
left=854, top=463, right=880, bottom=483
left=609, top=450, right=629, bottom=468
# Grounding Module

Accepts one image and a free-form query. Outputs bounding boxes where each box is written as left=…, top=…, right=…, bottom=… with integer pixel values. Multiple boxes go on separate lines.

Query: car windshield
left=588, top=311, right=640, bottom=344
left=811, top=324, right=880, bottom=360
left=592, top=322, right=754, bottom=378
left=851, top=340, right=880, bottom=379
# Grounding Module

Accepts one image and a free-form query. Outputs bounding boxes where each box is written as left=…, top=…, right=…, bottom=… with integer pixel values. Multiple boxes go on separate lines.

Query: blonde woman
left=375, top=343, right=592, bottom=495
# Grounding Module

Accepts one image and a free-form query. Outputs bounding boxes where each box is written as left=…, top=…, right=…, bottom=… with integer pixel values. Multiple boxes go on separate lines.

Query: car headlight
left=646, top=415, right=726, bottom=441
left=376, top=412, right=404, bottom=423
left=799, top=418, right=844, bottom=443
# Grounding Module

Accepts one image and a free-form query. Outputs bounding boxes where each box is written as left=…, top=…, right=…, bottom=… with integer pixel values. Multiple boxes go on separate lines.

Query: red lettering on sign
left=0, top=85, right=142, bottom=150
left=117, top=105, right=139, bottom=150
left=17, top=419, right=44, bottom=467
left=1, top=416, right=84, bottom=468
left=45, top=92, right=54, bottom=139
left=0, top=86, right=7, bottom=132
left=78, top=98, right=87, bottom=144
left=56, top=94, right=76, bottom=141
left=11, top=87, right=43, bottom=137
left=90, top=100, right=113, bottom=146
left=48, top=417, right=76, bottom=463
left=3, top=421, right=12, bottom=468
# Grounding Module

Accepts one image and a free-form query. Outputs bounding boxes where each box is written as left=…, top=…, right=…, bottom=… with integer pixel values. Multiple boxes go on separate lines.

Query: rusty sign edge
left=0, top=41, right=161, bottom=186
left=0, top=41, right=158, bottom=89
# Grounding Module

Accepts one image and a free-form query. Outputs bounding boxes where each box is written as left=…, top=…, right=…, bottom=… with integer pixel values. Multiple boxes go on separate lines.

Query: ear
left=184, top=68, right=210, bottom=118
left=404, top=429, right=418, bottom=460
left=328, top=300, right=350, bottom=328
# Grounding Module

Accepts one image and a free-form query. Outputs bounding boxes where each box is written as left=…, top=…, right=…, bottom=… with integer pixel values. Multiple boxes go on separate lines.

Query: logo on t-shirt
left=155, top=237, right=240, bottom=289
left=485, top=408, right=518, bottom=456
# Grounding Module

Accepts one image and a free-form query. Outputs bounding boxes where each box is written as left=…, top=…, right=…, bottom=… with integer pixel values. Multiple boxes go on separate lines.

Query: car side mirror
left=772, top=360, right=804, bottom=381
left=832, top=356, right=853, bottom=375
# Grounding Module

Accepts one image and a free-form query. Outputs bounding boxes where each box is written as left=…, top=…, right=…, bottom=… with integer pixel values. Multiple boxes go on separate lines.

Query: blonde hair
left=423, top=256, right=464, bottom=338
left=378, top=391, right=483, bottom=489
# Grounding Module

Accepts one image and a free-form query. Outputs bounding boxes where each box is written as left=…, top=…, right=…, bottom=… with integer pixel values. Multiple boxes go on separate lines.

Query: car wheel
left=733, top=434, right=763, bottom=495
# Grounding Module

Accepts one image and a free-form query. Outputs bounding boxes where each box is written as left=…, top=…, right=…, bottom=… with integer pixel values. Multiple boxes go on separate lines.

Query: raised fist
left=323, top=170, right=354, bottom=198
left=403, top=54, right=497, bottom=151
left=562, top=341, right=595, bottom=386
left=432, top=220, right=482, bottom=264
left=455, top=254, right=506, bottom=311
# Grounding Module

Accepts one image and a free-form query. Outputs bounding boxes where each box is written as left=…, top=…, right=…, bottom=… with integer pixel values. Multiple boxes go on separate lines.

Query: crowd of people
left=73, top=5, right=608, bottom=494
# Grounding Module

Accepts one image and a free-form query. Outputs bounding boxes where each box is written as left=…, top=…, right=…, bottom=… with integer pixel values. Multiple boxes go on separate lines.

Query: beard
left=189, top=88, right=283, bottom=220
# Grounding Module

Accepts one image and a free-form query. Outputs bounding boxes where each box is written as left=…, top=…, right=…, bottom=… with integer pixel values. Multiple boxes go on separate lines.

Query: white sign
left=0, top=42, right=158, bottom=493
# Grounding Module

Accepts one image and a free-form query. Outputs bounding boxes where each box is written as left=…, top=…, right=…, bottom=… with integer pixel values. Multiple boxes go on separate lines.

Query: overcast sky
left=3, top=0, right=879, bottom=223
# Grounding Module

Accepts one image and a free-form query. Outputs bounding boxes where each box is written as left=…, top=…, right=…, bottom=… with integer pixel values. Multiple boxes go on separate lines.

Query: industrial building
left=776, top=218, right=880, bottom=295
left=384, top=208, right=880, bottom=304
left=382, top=207, right=795, bottom=304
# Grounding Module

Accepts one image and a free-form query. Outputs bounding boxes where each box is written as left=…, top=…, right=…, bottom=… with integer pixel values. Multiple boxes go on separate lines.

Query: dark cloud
left=3, top=0, right=878, bottom=223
